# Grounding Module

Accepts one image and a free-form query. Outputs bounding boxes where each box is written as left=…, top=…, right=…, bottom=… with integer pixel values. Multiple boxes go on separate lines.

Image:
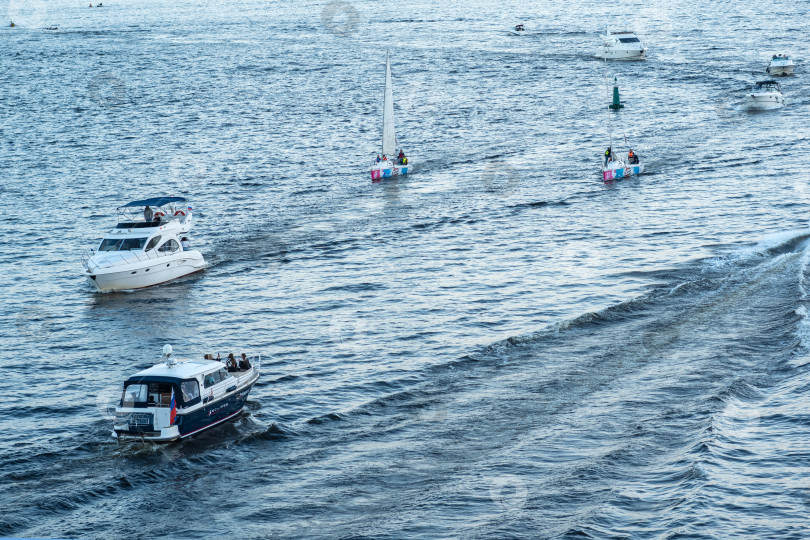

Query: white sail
left=381, top=51, right=396, bottom=157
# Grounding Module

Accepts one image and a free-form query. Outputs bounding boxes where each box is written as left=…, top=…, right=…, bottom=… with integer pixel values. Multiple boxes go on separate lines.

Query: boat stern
left=113, top=406, right=181, bottom=442
left=371, top=161, right=409, bottom=181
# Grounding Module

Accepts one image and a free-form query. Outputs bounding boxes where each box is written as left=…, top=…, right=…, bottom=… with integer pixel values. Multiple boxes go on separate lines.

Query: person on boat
left=144, top=206, right=153, bottom=222
left=381, top=154, right=387, bottom=162
left=604, top=146, right=612, bottom=166
left=628, top=149, right=639, bottom=164
left=376, top=155, right=381, bottom=163
left=397, top=150, right=405, bottom=164
left=180, top=237, right=190, bottom=251
left=226, top=353, right=239, bottom=372
left=239, top=353, right=251, bottom=370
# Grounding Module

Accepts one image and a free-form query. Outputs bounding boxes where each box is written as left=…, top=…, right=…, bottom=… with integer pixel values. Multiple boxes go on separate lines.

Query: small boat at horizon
left=113, top=345, right=260, bottom=443
left=82, top=196, right=206, bottom=291
left=370, top=52, right=411, bottom=181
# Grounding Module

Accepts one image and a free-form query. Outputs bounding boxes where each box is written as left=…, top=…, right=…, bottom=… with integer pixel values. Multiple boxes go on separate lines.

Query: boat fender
left=174, top=210, right=186, bottom=216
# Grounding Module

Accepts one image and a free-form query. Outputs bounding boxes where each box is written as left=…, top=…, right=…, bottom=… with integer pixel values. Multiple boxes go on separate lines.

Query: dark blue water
left=2, top=0, right=810, bottom=537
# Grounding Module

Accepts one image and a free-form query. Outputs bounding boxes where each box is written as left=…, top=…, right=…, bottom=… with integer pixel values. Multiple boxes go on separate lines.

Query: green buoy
left=608, top=76, right=624, bottom=110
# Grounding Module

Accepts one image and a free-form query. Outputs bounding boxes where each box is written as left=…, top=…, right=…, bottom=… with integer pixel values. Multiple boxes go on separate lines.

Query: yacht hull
left=87, top=251, right=206, bottom=291
left=599, top=48, right=646, bottom=60
left=602, top=163, right=645, bottom=181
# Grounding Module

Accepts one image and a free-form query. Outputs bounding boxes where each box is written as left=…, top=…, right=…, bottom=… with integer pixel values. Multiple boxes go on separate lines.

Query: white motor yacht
left=599, top=29, right=646, bottom=60
left=82, top=196, right=206, bottom=291
left=746, top=80, right=784, bottom=110
left=766, top=54, right=794, bottom=76
left=113, top=345, right=260, bottom=442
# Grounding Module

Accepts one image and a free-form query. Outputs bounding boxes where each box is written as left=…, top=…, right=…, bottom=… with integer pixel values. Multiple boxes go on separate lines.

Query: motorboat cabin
left=113, top=345, right=260, bottom=442
left=746, top=80, right=784, bottom=110
left=599, top=30, right=646, bottom=60
left=82, top=196, right=206, bottom=291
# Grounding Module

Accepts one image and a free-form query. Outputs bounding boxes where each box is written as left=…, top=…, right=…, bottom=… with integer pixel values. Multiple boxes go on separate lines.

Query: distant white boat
left=598, top=29, right=646, bottom=60
left=766, top=54, right=794, bottom=76
left=746, top=80, right=784, bottom=110
left=370, top=52, right=411, bottom=181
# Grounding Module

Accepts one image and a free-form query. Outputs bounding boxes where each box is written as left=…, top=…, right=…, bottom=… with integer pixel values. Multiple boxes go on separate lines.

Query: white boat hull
left=371, top=160, right=411, bottom=181
left=746, top=93, right=784, bottom=110
left=766, top=65, right=794, bottom=76
left=87, top=251, right=206, bottom=291
left=599, top=48, right=646, bottom=60
left=602, top=161, right=645, bottom=181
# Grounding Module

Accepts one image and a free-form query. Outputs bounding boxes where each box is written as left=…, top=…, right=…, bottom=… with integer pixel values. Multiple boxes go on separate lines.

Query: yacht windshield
left=618, top=37, right=640, bottom=43
left=98, top=238, right=122, bottom=251
left=120, top=237, right=148, bottom=251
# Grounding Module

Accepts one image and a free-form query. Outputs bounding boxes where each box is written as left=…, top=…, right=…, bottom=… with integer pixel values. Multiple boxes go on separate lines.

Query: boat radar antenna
left=162, top=344, right=177, bottom=367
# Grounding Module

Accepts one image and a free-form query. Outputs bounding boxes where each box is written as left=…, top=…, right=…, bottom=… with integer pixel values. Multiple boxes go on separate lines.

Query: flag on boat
left=169, top=388, right=177, bottom=425
left=187, top=206, right=192, bottom=211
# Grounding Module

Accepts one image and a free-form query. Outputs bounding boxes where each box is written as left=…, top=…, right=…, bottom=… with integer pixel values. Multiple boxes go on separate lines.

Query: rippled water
left=2, top=0, right=810, bottom=537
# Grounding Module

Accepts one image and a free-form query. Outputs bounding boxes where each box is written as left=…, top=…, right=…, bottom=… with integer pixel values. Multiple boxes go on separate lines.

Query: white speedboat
left=598, top=29, right=646, bottom=60
left=82, top=196, right=206, bottom=291
left=766, top=54, right=794, bottom=76
left=746, top=80, right=784, bottom=110
left=370, top=52, right=412, bottom=181
left=113, top=345, right=260, bottom=442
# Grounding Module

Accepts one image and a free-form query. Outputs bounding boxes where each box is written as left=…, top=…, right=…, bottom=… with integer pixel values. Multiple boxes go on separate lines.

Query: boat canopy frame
left=118, top=196, right=187, bottom=210
left=754, top=80, right=781, bottom=91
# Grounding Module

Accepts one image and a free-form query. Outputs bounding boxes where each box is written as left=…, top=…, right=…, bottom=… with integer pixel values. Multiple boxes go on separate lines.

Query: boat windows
left=144, top=236, right=162, bottom=251
left=120, top=237, right=148, bottom=251
left=181, top=380, right=200, bottom=402
left=122, top=381, right=175, bottom=407
left=203, top=369, right=232, bottom=389
left=98, top=238, right=122, bottom=251
left=122, top=384, right=148, bottom=406
left=618, top=37, right=640, bottom=43
left=158, top=239, right=180, bottom=253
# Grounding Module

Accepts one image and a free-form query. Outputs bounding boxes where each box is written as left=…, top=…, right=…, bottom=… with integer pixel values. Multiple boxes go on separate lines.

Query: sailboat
left=601, top=57, right=644, bottom=182
left=371, top=52, right=411, bottom=181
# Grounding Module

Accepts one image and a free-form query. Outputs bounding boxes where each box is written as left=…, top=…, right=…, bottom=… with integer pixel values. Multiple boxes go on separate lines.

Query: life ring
left=174, top=210, right=186, bottom=216
left=153, top=211, right=165, bottom=218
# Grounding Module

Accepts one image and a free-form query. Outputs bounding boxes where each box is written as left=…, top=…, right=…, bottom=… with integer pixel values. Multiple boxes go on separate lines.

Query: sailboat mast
left=381, top=51, right=396, bottom=157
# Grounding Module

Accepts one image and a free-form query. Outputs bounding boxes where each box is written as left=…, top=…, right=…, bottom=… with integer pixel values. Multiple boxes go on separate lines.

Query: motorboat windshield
left=98, top=237, right=149, bottom=252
